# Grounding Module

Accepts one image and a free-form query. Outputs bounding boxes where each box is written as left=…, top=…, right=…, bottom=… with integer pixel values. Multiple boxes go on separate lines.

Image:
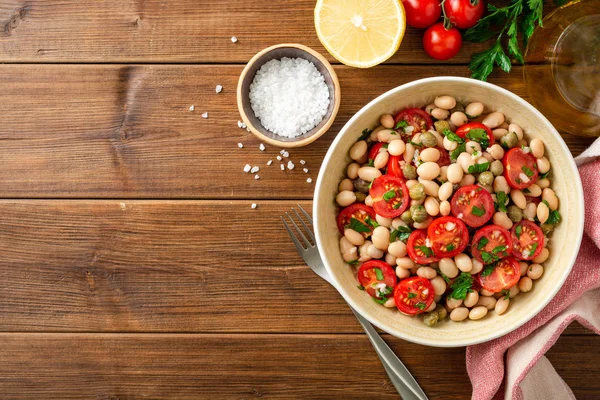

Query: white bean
left=459, top=174, right=476, bottom=187
left=434, top=95, right=456, bottom=110
left=417, top=162, right=441, bottom=180
left=469, top=306, right=488, bottom=320
left=537, top=178, right=550, bottom=189
left=447, top=297, right=464, bottom=310
left=527, top=263, right=544, bottom=280
left=533, top=248, right=549, bottom=264
left=365, top=195, right=373, bottom=207
left=388, top=139, right=406, bottom=156
left=439, top=166, right=448, bottom=182
left=388, top=241, right=407, bottom=258
left=465, top=102, right=484, bottom=118
left=430, top=276, right=447, bottom=296
left=421, top=180, right=440, bottom=197
left=542, top=188, right=559, bottom=210
left=519, top=277, right=533, bottom=292
left=457, top=152, right=475, bottom=174
left=413, top=216, right=433, bottom=229
left=480, top=289, right=495, bottom=297
left=443, top=136, right=459, bottom=151
left=439, top=258, right=459, bottom=278
left=336, top=190, right=356, bottom=207
left=525, top=184, right=542, bottom=198
left=350, top=141, right=368, bottom=161
left=450, top=111, right=468, bottom=127
left=466, top=141, right=482, bottom=154
left=450, top=307, right=469, bottom=321
left=406, top=179, right=418, bottom=189
left=446, top=163, right=464, bottom=184
left=377, top=129, right=395, bottom=143
left=391, top=218, right=407, bottom=229
left=510, top=189, right=527, bottom=209
left=425, top=301, right=437, bottom=313
left=439, top=200, right=451, bottom=216
left=517, top=139, right=528, bottom=148
left=495, top=297, right=510, bottom=315
left=431, top=130, right=444, bottom=147
left=396, top=257, right=415, bottom=269
left=493, top=212, right=513, bottom=230
left=385, top=252, right=397, bottom=266
left=482, top=151, right=493, bottom=162
left=431, top=108, right=449, bottom=120
left=455, top=253, right=473, bottom=273
left=524, top=202, right=537, bottom=221
left=358, top=166, right=382, bottom=182
left=371, top=226, right=390, bottom=251
left=537, top=201, right=550, bottom=224
left=492, top=128, right=508, bottom=140
left=374, top=151, right=389, bottom=169
left=380, top=114, right=395, bottom=129
left=476, top=296, right=497, bottom=310
left=488, top=144, right=504, bottom=160
left=425, top=103, right=436, bottom=115
left=508, top=123, right=524, bottom=140
left=537, top=157, right=550, bottom=174
left=383, top=297, right=396, bottom=308
left=396, top=266, right=410, bottom=279
left=358, top=240, right=372, bottom=262
left=339, top=179, right=355, bottom=192
left=417, top=266, right=437, bottom=279
left=494, top=176, right=510, bottom=194
left=370, top=126, right=384, bottom=141
left=411, top=198, right=425, bottom=207
left=347, top=163, right=359, bottom=179
left=508, top=284, right=520, bottom=298
left=367, top=244, right=384, bottom=259
left=471, top=259, right=484, bottom=274
left=482, top=112, right=505, bottom=129
left=339, top=236, right=355, bottom=254
left=344, top=229, right=365, bottom=246
left=403, top=143, right=415, bottom=164
left=424, top=197, right=440, bottom=216
left=464, top=291, right=479, bottom=308
left=530, top=138, right=545, bottom=158
left=420, top=147, right=441, bottom=163
left=438, top=182, right=454, bottom=202
left=342, top=247, right=358, bottom=262
left=376, top=214, right=393, bottom=228
left=518, top=261, right=528, bottom=277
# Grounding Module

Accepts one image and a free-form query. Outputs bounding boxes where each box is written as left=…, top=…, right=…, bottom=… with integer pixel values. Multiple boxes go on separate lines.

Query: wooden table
left=0, top=1, right=597, bottom=398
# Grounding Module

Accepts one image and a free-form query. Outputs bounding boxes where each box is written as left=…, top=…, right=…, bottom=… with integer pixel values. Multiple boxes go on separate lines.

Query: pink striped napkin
left=467, top=140, right=600, bottom=400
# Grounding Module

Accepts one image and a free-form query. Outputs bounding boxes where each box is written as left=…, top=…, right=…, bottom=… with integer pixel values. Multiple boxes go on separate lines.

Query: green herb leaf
left=539, top=171, right=550, bottom=179
left=481, top=265, right=495, bottom=277
left=472, top=205, right=486, bottom=217
left=357, top=285, right=365, bottom=291
left=347, top=260, right=359, bottom=266
left=492, top=245, right=507, bottom=255
left=466, top=128, right=490, bottom=148
left=346, top=218, right=371, bottom=234
left=390, top=226, right=412, bottom=242
left=501, top=289, right=511, bottom=300
left=450, top=143, right=467, bottom=161
left=415, top=302, right=427, bottom=310
left=481, top=251, right=495, bottom=264
left=529, top=242, right=539, bottom=257
left=443, top=129, right=465, bottom=144
left=439, top=273, right=450, bottom=284
left=393, top=202, right=403, bottom=209
left=418, top=246, right=434, bottom=257
left=495, top=191, right=508, bottom=212
left=365, top=217, right=379, bottom=228
left=522, top=166, right=535, bottom=177
left=515, top=224, right=523, bottom=238
left=374, top=268, right=384, bottom=281
left=395, top=120, right=409, bottom=129
left=383, top=189, right=396, bottom=202
left=357, top=128, right=372, bottom=142
left=547, top=210, right=561, bottom=225
left=477, top=237, right=489, bottom=250
left=447, top=243, right=456, bottom=251
left=407, top=292, right=416, bottom=299
left=367, top=159, right=375, bottom=167
left=542, top=200, right=549, bottom=207
left=468, top=162, right=490, bottom=174
left=449, top=272, right=474, bottom=300
left=373, top=297, right=388, bottom=305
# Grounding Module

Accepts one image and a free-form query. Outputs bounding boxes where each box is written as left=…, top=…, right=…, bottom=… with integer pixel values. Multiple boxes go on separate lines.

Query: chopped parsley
left=481, top=251, right=495, bottom=264
left=477, top=237, right=489, bottom=250
left=481, top=264, right=495, bottom=277
left=542, top=200, right=550, bottom=207
left=468, top=161, right=490, bottom=174
left=495, top=191, right=508, bottom=212
left=523, top=188, right=530, bottom=194
left=367, top=159, right=375, bottom=167
left=383, top=189, right=396, bottom=202
left=443, top=129, right=465, bottom=144
left=539, top=171, right=550, bottom=179
left=515, top=224, right=523, bottom=238
left=418, top=246, right=434, bottom=257
left=472, top=205, right=486, bottom=217
left=547, top=210, right=561, bottom=225
left=492, top=245, right=507, bottom=255
left=347, top=260, right=359, bottom=266
left=449, top=272, right=473, bottom=300
left=346, top=218, right=371, bottom=233
left=357, top=128, right=372, bottom=142
left=392, top=202, right=403, bottom=209
left=415, top=302, right=427, bottom=310
left=357, top=285, right=365, bottom=291
left=373, top=297, right=388, bottom=305
left=447, top=243, right=456, bottom=251
left=501, top=289, right=510, bottom=300
left=450, top=143, right=467, bottom=161
left=529, top=242, right=539, bottom=257
left=374, top=268, right=384, bottom=281
left=466, top=128, right=490, bottom=148
left=521, top=165, right=535, bottom=178
left=439, top=272, right=451, bottom=283
left=390, top=226, right=412, bottom=242
left=365, top=217, right=379, bottom=228
left=395, top=120, right=409, bottom=129
left=407, top=292, right=416, bottom=299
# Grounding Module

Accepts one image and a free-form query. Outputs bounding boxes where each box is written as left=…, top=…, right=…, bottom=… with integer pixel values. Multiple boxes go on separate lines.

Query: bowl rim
left=313, top=76, right=584, bottom=347
left=236, top=43, right=341, bottom=149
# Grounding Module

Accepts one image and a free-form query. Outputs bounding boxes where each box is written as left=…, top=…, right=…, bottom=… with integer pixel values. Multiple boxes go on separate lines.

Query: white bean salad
left=336, top=96, right=560, bottom=326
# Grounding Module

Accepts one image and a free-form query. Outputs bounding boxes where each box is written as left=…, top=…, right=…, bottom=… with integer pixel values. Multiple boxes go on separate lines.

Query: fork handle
left=350, top=308, right=429, bottom=400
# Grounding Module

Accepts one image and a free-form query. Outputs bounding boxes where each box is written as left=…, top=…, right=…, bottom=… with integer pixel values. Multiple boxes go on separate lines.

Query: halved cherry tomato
left=394, top=276, right=435, bottom=315
left=455, top=122, right=495, bottom=147
left=450, top=185, right=494, bottom=227
left=477, top=257, right=520, bottom=293
left=471, top=224, right=512, bottom=264
left=393, top=107, right=433, bottom=134
left=369, top=175, right=409, bottom=218
left=407, top=229, right=440, bottom=264
left=386, top=155, right=405, bottom=179
left=368, top=142, right=384, bottom=161
left=336, top=203, right=376, bottom=237
left=511, top=221, right=544, bottom=260
left=357, top=261, right=397, bottom=300
left=503, top=148, right=539, bottom=190
left=427, top=216, right=469, bottom=258
left=436, top=146, right=452, bottom=167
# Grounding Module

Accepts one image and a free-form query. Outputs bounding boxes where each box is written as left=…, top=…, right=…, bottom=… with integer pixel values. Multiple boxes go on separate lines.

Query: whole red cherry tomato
left=423, top=22, right=462, bottom=61
left=402, top=0, right=442, bottom=29
left=443, top=0, right=485, bottom=29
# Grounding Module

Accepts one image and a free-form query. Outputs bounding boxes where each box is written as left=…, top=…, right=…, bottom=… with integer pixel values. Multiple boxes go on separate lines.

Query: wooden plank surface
left=0, top=64, right=593, bottom=199
left=0, top=333, right=596, bottom=399
left=0, top=0, right=556, bottom=64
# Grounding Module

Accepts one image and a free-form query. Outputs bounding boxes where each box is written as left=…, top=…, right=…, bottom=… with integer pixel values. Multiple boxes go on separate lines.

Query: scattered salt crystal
left=280, top=150, right=286, bottom=155
left=254, top=174, right=260, bottom=180
left=250, top=166, right=260, bottom=173
left=276, top=155, right=282, bottom=161
left=216, top=85, right=223, bottom=93
left=231, top=36, right=238, bottom=43
left=243, top=164, right=251, bottom=173
left=259, top=143, right=265, bottom=151
left=303, top=168, right=308, bottom=173
left=249, top=57, right=330, bottom=138
left=237, top=121, right=243, bottom=128
left=189, top=105, right=195, bottom=111
left=246, top=128, right=250, bottom=132
left=251, top=203, right=257, bottom=209
left=306, top=178, right=312, bottom=183
left=280, top=164, right=285, bottom=171
left=287, top=161, right=295, bottom=170
left=282, top=151, right=289, bottom=158
left=299, top=160, right=306, bottom=165
left=267, top=160, right=273, bottom=166
left=237, top=143, right=244, bottom=148
left=202, top=112, right=208, bottom=119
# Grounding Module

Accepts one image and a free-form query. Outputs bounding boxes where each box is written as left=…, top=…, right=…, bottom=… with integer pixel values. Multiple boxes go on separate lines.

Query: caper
left=490, top=160, right=504, bottom=176
left=434, top=120, right=451, bottom=134
left=353, top=178, right=370, bottom=193
left=409, top=183, right=426, bottom=201
left=354, top=192, right=366, bottom=203
left=478, top=171, right=494, bottom=186
left=500, top=132, right=519, bottom=149
left=401, top=210, right=413, bottom=224
left=435, top=305, right=448, bottom=320
left=410, top=205, right=428, bottom=223
left=401, top=164, right=417, bottom=180
left=507, top=205, right=523, bottom=223
left=541, top=223, right=554, bottom=237
left=420, top=131, right=438, bottom=148
left=450, top=102, right=465, bottom=114
left=422, top=310, right=439, bottom=327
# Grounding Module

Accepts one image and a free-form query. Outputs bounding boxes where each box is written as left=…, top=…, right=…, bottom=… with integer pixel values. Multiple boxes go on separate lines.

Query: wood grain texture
left=0, top=64, right=592, bottom=198
left=0, top=0, right=557, bottom=64
left=0, top=333, right=597, bottom=399
left=0, top=199, right=593, bottom=336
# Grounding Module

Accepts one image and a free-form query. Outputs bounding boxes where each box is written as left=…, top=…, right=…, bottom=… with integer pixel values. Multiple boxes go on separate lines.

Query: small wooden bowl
left=237, top=43, right=340, bottom=148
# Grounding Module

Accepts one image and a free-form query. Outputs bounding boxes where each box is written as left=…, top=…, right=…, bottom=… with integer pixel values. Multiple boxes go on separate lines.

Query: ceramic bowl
left=237, top=43, right=340, bottom=148
left=314, top=76, right=584, bottom=347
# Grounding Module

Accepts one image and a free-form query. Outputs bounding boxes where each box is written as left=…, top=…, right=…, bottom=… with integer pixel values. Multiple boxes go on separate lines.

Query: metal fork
left=282, top=205, right=429, bottom=400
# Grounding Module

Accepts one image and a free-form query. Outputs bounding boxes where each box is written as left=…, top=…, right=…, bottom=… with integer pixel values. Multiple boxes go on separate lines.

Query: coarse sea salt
left=249, top=57, right=330, bottom=138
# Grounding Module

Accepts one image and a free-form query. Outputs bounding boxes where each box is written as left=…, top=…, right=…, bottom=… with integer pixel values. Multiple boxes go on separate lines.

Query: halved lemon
left=315, top=0, right=406, bottom=68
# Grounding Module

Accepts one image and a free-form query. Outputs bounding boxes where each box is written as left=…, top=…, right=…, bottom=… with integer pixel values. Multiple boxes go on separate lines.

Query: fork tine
left=297, top=204, right=314, bottom=225
left=285, top=212, right=311, bottom=248
left=292, top=208, right=315, bottom=243
left=281, top=216, right=306, bottom=253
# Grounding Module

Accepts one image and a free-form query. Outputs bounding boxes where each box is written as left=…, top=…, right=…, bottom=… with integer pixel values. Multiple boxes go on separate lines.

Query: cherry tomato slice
left=503, top=148, right=539, bottom=190
left=427, top=216, right=469, bottom=258
left=510, top=220, right=544, bottom=260
left=393, top=107, right=433, bottom=134
left=357, top=261, right=397, bottom=300
left=471, top=224, right=513, bottom=264
left=477, top=257, right=520, bottom=293
left=394, top=276, right=435, bottom=315
left=369, top=175, right=409, bottom=218
left=407, top=229, right=440, bottom=264
left=436, top=146, right=452, bottom=167
left=443, top=0, right=485, bottom=30
left=368, top=142, right=385, bottom=161
left=455, top=122, right=495, bottom=147
left=336, top=204, right=376, bottom=237
left=386, top=155, right=405, bottom=179
left=450, top=185, right=494, bottom=227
